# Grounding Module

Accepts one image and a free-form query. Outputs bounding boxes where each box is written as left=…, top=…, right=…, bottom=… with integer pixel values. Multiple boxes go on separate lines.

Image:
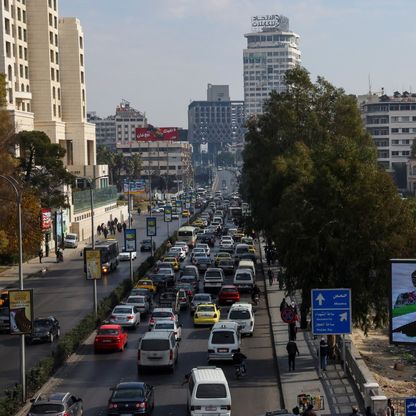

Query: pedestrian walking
left=137, top=207, right=141, bottom=215
left=266, top=249, right=272, bottom=266
left=350, top=406, right=363, bottom=416
left=279, top=298, right=287, bottom=313
left=289, top=321, right=297, bottom=340
left=304, top=404, right=317, bottom=416
left=319, top=337, right=329, bottom=370
left=292, top=406, right=300, bottom=415
left=38, top=248, right=43, bottom=264
left=122, top=222, right=127, bottom=231
left=385, top=399, right=395, bottom=416
left=286, top=339, right=300, bottom=371
left=103, top=227, right=109, bottom=239
left=277, top=267, right=284, bottom=289
left=268, top=269, right=273, bottom=285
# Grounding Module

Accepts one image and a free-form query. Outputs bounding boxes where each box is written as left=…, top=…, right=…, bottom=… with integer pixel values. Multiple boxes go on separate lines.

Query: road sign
left=146, top=217, right=157, bottom=237
left=124, top=229, right=136, bottom=252
left=164, top=205, right=172, bottom=222
left=311, top=288, right=351, bottom=335
left=281, top=307, right=296, bottom=324
left=406, top=398, right=416, bottom=416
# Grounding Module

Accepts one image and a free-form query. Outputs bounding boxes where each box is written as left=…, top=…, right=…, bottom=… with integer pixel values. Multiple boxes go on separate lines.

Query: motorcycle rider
left=251, top=284, right=260, bottom=303
left=232, top=351, right=247, bottom=375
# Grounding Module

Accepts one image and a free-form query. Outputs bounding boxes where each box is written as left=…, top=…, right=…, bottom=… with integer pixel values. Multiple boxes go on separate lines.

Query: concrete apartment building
left=359, top=91, right=416, bottom=190
left=87, top=112, right=116, bottom=150
left=243, top=14, right=301, bottom=116
left=0, top=0, right=126, bottom=244
left=188, top=84, right=245, bottom=164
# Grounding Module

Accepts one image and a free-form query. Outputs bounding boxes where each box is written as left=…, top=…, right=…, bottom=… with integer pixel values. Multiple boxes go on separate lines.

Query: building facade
left=87, top=112, right=116, bottom=150
left=359, top=92, right=416, bottom=189
left=243, top=14, right=301, bottom=116
left=0, top=0, right=127, bottom=245
left=188, top=84, right=245, bottom=163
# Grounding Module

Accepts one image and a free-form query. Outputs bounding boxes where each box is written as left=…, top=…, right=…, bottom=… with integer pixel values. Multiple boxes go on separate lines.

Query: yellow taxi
left=233, top=232, right=245, bottom=243
left=163, top=255, right=180, bottom=272
left=192, top=218, right=205, bottom=228
left=214, top=252, right=232, bottom=266
left=182, top=209, right=191, bottom=218
left=135, top=279, right=157, bottom=293
left=193, top=303, right=221, bottom=326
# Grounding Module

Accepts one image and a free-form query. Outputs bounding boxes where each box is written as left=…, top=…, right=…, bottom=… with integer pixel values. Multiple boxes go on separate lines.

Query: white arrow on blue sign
left=311, top=288, right=352, bottom=335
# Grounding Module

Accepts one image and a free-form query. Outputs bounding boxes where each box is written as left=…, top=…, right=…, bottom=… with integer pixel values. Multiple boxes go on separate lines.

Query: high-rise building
left=115, top=100, right=147, bottom=143
left=359, top=91, right=416, bottom=189
left=188, top=84, right=245, bottom=163
left=87, top=112, right=116, bottom=150
left=243, top=14, right=301, bottom=116
left=0, top=0, right=127, bottom=243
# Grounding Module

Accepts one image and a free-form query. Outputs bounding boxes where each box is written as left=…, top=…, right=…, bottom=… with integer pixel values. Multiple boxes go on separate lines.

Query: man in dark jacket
left=286, top=339, right=300, bottom=371
left=319, top=337, right=329, bottom=370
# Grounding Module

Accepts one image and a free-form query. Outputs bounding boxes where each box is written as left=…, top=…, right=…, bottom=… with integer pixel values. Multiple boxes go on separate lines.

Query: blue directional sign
left=406, top=397, right=416, bottom=416
left=311, top=288, right=351, bottom=335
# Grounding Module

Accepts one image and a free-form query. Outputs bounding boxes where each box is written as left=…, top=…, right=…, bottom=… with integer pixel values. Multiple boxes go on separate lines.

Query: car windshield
left=66, top=235, right=76, bottom=240
left=236, top=274, right=252, bottom=280
left=127, top=297, right=145, bottom=304
left=113, top=307, right=132, bottom=314
left=194, top=295, right=211, bottom=302
left=98, top=328, right=119, bottom=335
left=154, top=322, right=174, bottom=330
left=34, top=319, right=52, bottom=328
left=112, top=387, right=144, bottom=400
left=229, top=310, right=250, bottom=319
left=141, top=339, right=170, bottom=351
left=211, top=330, right=235, bottom=344
left=198, top=305, right=215, bottom=312
left=205, top=271, right=221, bottom=278
left=221, top=287, right=238, bottom=293
left=30, top=404, right=65, bottom=413
left=196, top=384, right=227, bottom=399
left=152, top=311, right=173, bottom=318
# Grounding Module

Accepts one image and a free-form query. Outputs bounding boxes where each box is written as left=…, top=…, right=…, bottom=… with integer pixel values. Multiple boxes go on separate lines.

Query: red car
left=218, top=285, right=240, bottom=305
left=94, top=324, right=128, bottom=352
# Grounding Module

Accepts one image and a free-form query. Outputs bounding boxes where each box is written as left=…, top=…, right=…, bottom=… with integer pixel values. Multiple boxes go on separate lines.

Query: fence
left=72, top=185, right=118, bottom=213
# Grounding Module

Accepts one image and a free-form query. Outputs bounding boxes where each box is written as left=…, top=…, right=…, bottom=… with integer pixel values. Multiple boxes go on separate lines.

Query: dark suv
left=27, top=392, right=83, bottom=416
left=140, top=239, right=156, bottom=252
left=26, top=316, right=60, bottom=344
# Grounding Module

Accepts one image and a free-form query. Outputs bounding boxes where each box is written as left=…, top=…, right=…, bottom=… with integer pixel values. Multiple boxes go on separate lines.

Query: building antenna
left=368, top=73, right=372, bottom=95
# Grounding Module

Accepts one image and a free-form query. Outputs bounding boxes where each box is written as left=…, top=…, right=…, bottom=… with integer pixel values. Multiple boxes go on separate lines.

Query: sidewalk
left=260, top=242, right=363, bottom=415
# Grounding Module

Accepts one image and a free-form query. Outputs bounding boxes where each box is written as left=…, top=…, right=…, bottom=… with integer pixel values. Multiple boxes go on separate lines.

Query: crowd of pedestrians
left=96, top=217, right=131, bottom=238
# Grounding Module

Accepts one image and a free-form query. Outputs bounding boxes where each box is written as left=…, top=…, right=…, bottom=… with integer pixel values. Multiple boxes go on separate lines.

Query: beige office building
left=0, top=0, right=127, bottom=243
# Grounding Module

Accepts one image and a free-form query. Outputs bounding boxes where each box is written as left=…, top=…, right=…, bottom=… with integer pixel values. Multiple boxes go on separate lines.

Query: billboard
left=9, top=290, right=34, bottom=335
left=136, top=127, right=179, bottom=142
left=391, top=260, right=416, bottom=343
left=146, top=217, right=157, bottom=237
left=124, top=229, right=137, bottom=252
left=85, top=249, right=102, bottom=280
left=123, top=179, right=146, bottom=195
left=41, top=208, right=52, bottom=231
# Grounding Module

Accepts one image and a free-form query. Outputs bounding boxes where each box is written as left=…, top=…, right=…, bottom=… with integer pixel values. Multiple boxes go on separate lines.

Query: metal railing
left=72, top=185, right=118, bottom=213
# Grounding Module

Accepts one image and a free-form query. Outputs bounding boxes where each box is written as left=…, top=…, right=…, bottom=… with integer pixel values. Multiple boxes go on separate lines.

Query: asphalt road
left=0, top=212, right=188, bottom=393
left=30, top=170, right=281, bottom=416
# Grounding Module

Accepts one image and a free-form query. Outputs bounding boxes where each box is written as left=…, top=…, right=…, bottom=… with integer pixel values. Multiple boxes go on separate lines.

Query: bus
left=177, top=226, right=198, bottom=248
left=229, top=206, right=242, bottom=221
left=83, top=239, right=120, bottom=274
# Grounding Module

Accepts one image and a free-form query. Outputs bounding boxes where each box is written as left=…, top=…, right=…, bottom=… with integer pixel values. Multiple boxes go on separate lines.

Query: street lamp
left=0, top=175, right=25, bottom=401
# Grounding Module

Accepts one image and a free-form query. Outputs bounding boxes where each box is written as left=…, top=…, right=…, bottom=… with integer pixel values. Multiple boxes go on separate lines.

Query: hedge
left=0, top=229, right=181, bottom=416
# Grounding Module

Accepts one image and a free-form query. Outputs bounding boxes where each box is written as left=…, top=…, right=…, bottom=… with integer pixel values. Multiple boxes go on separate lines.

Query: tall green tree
left=15, top=130, right=75, bottom=208
left=124, top=153, right=142, bottom=178
left=241, top=67, right=416, bottom=330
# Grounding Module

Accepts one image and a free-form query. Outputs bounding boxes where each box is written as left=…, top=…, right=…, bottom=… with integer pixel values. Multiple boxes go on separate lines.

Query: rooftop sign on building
left=251, top=14, right=289, bottom=32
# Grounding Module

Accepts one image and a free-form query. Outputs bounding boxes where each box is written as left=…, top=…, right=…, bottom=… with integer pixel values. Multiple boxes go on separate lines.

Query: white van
left=137, top=331, right=179, bottom=373
left=237, top=259, right=256, bottom=277
left=227, top=303, right=255, bottom=336
left=208, top=321, right=241, bottom=362
left=233, top=243, right=250, bottom=262
left=187, top=366, right=231, bottom=416
left=233, top=268, right=254, bottom=292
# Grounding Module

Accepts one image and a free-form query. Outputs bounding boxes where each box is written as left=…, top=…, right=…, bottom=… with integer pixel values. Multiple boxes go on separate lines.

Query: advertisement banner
left=124, top=229, right=137, bottom=252
left=391, top=260, right=416, bottom=344
left=171, top=201, right=177, bottom=215
left=176, top=200, right=182, bottom=214
left=9, top=290, right=33, bottom=335
left=405, top=398, right=416, bottom=416
left=85, top=249, right=102, bottom=280
left=123, top=179, right=146, bottom=195
left=164, top=206, right=172, bottom=222
left=41, top=208, right=52, bottom=231
left=146, top=217, right=157, bottom=237
left=136, top=127, right=179, bottom=142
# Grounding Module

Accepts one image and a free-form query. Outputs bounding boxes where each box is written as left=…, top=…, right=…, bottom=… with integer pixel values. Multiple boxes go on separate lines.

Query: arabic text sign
left=406, top=398, right=416, bottom=416
left=164, top=206, right=172, bottom=222
left=9, top=289, right=34, bottom=335
left=123, top=179, right=146, bottom=195
left=146, top=217, right=157, bottom=237
left=311, top=288, right=351, bottom=335
left=124, top=228, right=137, bottom=252
left=251, top=14, right=289, bottom=32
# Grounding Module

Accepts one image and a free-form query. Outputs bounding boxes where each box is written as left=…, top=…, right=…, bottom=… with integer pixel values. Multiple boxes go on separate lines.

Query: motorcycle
left=252, top=293, right=260, bottom=306
left=234, top=363, right=246, bottom=379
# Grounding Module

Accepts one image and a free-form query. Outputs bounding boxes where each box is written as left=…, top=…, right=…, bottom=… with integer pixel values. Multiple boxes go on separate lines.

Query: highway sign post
left=311, top=288, right=352, bottom=373
left=405, top=398, right=416, bottom=416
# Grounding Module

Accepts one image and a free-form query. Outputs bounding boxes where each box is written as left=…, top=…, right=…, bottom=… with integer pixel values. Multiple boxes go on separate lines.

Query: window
left=57, top=88, right=60, bottom=99
left=80, top=54, right=83, bottom=66
left=25, top=66, right=28, bottom=78
left=58, top=105, right=61, bottom=117
left=51, top=68, right=55, bottom=81
left=4, top=0, right=9, bottom=11
left=18, top=45, right=22, bottom=59
left=49, top=13, right=52, bottom=26
left=56, top=70, right=59, bottom=81
left=196, top=384, right=227, bottom=399
left=18, top=26, right=22, bottom=40
left=55, top=34, right=58, bottom=46
left=53, top=104, right=56, bottom=116
left=52, top=86, right=55, bottom=98
left=48, top=0, right=52, bottom=7
left=22, top=10, right=26, bottom=23
left=4, top=18, right=10, bottom=35
left=391, top=128, right=399, bottom=133
left=82, top=89, right=85, bottom=101
left=54, top=16, right=57, bottom=28
left=17, top=8, right=21, bottom=21
left=79, top=36, right=83, bottom=49
left=49, top=31, right=53, bottom=44
left=19, top=64, right=23, bottom=77
left=23, top=28, right=26, bottom=41
left=24, top=48, right=27, bottom=60
left=5, top=41, right=11, bottom=58
left=55, top=52, right=58, bottom=64
left=50, top=50, right=54, bottom=62
left=53, top=0, right=56, bottom=10
left=402, top=128, right=409, bottom=133
left=80, top=71, right=84, bottom=83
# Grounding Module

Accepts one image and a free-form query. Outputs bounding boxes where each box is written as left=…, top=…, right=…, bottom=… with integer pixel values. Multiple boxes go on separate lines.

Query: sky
left=60, top=0, right=416, bottom=128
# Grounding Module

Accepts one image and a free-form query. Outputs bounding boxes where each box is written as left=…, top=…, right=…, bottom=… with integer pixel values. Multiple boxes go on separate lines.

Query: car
left=218, top=285, right=240, bottom=305
left=135, top=279, right=157, bottom=293
left=191, top=247, right=206, bottom=260
left=227, top=302, right=255, bottom=336
left=192, top=219, right=205, bottom=228
left=175, top=241, right=190, bottom=254
left=156, top=261, right=175, bottom=272
left=214, top=252, right=232, bottom=266
left=176, top=287, right=191, bottom=309
left=151, top=206, right=164, bottom=213
left=195, top=243, right=210, bottom=256
left=148, top=308, right=178, bottom=330
left=196, top=232, right=216, bottom=247
left=125, top=295, right=150, bottom=316
left=26, top=316, right=60, bottom=344
left=195, top=255, right=213, bottom=271
left=140, top=238, right=156, bottom=252
left=181, top=265, right=199, bottom=281
left=190, top=293, right=213, bottom=314
left=193, top=303, right=221, bottom=326
left=63, top=233, right=78, bottom=248
left=169, top=246, right=186, bottom=261
left=233, top=268, right=254, bottom=292
left=107, top=382, right=154, bottom=416
left=130, top=287, right=153, bottom=304
left=119, top=249, right=137, bottom=261
left=159, top=290, right=180, bottom=313
left=163, top=255, right=180, bottom=272
left=179, top=275, right=199, bottom=292
left=0, top=307, right=10, bottom=332
left=203, top=268, right=225, bottom=291
left=218, top=258, right=235, bottom=275
left=94, top=324, right=128, bottom=352
left=28, top=392, right=83, bottom=416
left=109, top=304, right=141, bottom=328
left=152, top=319, right=182, bottom=341
left=157, top=268, right=175, bottom=286
left=182, top=209, right=190, bottom=217
left=219, top=240, right=234, bottom=253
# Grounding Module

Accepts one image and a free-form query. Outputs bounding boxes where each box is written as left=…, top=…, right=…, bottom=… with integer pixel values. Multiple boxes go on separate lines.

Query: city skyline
left=60, top=0, right=416, bottom=127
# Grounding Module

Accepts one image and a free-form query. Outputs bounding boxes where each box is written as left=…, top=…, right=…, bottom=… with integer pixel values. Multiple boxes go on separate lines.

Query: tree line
left=240, top=68, right=416, bottom=332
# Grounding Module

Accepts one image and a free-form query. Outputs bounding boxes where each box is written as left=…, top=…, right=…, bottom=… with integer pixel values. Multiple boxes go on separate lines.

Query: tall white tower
left=243, top=14, right=301, bottom=116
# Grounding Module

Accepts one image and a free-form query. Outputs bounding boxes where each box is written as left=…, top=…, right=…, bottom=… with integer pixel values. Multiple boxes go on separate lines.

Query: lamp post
left=0, top=175, right=25, bottom=401
left=127, top=179, right=133, bottom=283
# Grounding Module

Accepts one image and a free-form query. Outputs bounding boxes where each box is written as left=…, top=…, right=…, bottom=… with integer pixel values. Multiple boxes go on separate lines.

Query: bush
left=0, top=233, right=175, bottom=416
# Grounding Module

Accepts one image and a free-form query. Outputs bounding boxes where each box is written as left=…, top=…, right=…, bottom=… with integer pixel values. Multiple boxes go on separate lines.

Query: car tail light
left=169, top=349, right=173, bottom=360
left=221, top=405, right=232, bottom=410
left=149, top=318, right=154, bottom=324
left=169, top=316, right=174, bottom=320
left=115, top=337, right=120, bottom=342
left=63, top=412, right=70, bottom=416
left=108, top=403, right=118, bottom=409
left=127, top=315, right=134, bottom=319
left=136, top=402, right=146, bottom=409
left=110, top=315, right=115, bottom=320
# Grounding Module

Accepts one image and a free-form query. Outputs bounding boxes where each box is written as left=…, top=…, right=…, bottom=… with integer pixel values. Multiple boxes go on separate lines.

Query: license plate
left=218, top=348, right=228, bottom=353
left=205, top=406, right=217, bottom=411
left=103, top=339, right=112, bottom=343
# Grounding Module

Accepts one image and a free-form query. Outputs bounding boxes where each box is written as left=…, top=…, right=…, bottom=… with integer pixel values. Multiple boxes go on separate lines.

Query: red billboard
left=135, top=127, right=179, bottom=142
left=41, top=208, right=52, bottom=231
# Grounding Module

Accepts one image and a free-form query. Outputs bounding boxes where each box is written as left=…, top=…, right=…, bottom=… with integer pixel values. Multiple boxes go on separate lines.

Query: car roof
left=230, top=302, right=253, bottom=311
left=142, top=330, right=172, bottom=340
left=196, top=303, right=216, bottom=308
left=115, top=381, right=146, bottom=389
left=152, top=307, right=174, bottom=313
left=33, top=392, right=70, bottom=404
left=154, top=319, right=176, bottom=325
left=191, top=366, right=227, bottom=383
left=212, top=320, right=239, bottom=330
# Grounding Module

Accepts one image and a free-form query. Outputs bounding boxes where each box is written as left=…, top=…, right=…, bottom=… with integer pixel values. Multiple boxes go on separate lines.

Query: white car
left=169, top=246, right=186, bottom=261
left=195, top=243, right=210, bottom=256
left=64, top=233, right=78, bottom=248
left=175, top=241, right=189, bottom=254
left=109, top=304, right=140, bottom=328
left=191, top=247, right=206, bottom=259
left=151, top=319, right=182, bottom=341
left=119, top=249, right=137, bottom=261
